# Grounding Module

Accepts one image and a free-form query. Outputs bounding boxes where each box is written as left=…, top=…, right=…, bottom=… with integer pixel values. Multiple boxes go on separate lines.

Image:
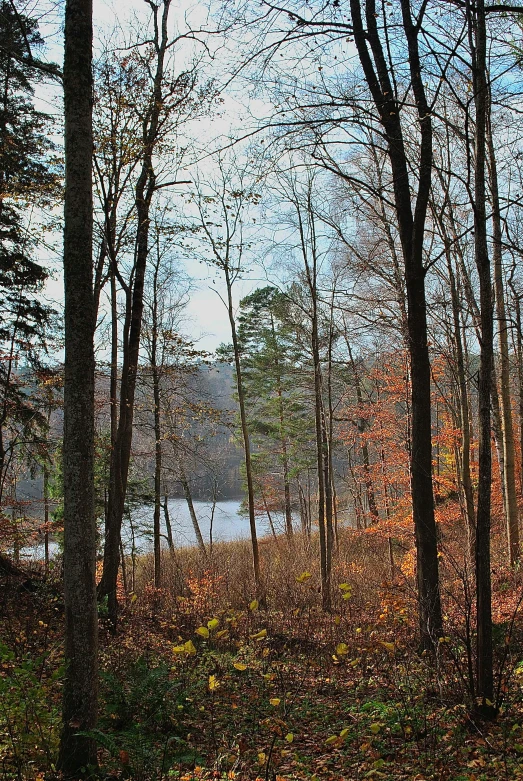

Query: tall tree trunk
left=347, top=338, right=379, bottom=522
left=98, top=182, right=154, bottom=625
left=350, top=0, right=442, bottom=647
left=470, top=0, right=494, bottom=709
left=225, top=267, right=264, bottom=604
left=449, top=199, right=506, bottom=518
left=294, top=180, right=331, bottom=610
left=98, top=1, right=171, bottom=626
left=437, top=217, right=475, bottom=558
left=153, top=362, right=162, bottom=586
left=269, top=311, right=293, bottom=538
left=313, top=345, right=329, bottom=609
left=321, top=402, right=333, bottom=598
left=488, top=116, right=520, bottom=565
left=298, top=481, right=309, bottom=536
left=277, top=382, right=293, bottom=538
left=58, top=0, right=98, bottom=773
left=510, top=290, right=523, bottom=489
left=110, top=270, right=118, bottom=448
left=150, top=250, right=163, bottom=588
left=325, top=288, right=337, bottom=557
left=119, top=537, right=128, bottom=594
left=43, top=462, right=50, bottom=576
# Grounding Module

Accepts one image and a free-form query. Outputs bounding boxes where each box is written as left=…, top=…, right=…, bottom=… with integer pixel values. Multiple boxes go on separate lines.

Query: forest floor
left=2, top=527, right=523, bottom=780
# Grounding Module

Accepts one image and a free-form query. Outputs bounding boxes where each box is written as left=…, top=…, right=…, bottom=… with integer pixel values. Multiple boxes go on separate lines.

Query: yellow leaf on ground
left=296, top=571, right=312, bottom=583
left=233, top=662, right=247, bottom=671
left=249, top=599, right=259, bottom=611
left=195, top=626, right=209, bottom=639
left=380, top=641, right=395, bottom=652
left=251, top=629, right=267, bottom=640
left=184, top=640, right=196, bottom=656
left=207, top=618, right=220, bottom=630
left=336, top=642, right=349, bottom=656
left=208, top=675, right=220, bottom=691
left=269, top=697, right=281, bottom=706
left=285, top=732, right=294, bottom=743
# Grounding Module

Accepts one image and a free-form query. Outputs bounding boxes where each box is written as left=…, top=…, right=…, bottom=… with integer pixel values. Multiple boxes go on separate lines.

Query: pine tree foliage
left=0, top=1, right=58, bottom=502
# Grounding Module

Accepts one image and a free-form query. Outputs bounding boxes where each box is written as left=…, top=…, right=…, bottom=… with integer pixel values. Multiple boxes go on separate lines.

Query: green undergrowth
left=2, top=550, right=523, bottom=780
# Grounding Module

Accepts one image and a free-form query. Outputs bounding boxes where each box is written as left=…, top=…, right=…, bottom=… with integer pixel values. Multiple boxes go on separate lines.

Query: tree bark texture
left=57, top=0, right=98, bottom=773
left=470, top=0, right=494, bottom=707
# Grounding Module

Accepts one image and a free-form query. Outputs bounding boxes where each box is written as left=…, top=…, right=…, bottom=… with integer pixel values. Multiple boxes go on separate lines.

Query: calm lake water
left=125, top=497, right=281, bottom=553
left=22, top=498, right=288, bottom=560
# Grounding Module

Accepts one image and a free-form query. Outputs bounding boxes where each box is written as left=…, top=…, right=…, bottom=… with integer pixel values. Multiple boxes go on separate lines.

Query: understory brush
left=1, top=525, right=523, bottom=779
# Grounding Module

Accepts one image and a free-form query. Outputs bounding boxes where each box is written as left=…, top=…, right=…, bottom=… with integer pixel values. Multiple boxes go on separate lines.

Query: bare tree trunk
left=270, top=311, right=293, bottom=538
left=325, top=289, right=337, bottom=556
left=151, top=261, right=162, bottom=586
left=58, top=0, right=98, bottom=773
left=153, top=370, right=162, bottom=586
left=261, top=490, right=278, bottom=540
left=179, top=464, right=207, bottom=556
left=110, top=270, right=118, bottom=448
left=129, top=513, right=136, bottom=593
left=209, top=478, right=218, bottom=556
left=313, top=338, right=329, bottom=610
left=99, top=186, right=154, bottom=625
left=332, top=475, right=339, bottom=551
left=277, top=382, right=293, bottom=538
left=162, top=495, right=174, bottom=551
left=321, top=401, right=333, bottom=593
left=225, top=266, right=265, bottom=605
left=298, top=481, right=308, bottom=536
left=511, top=290, right=523, bottom=489
left=450, top=200, right=506, bottom=519
left=350, top=0, right=442, bottom=647
left=488, top=115, right=520, bottom=565
left=293, top=179, right=331, bottom=610
left=470, top=0, right=494, bottom=710
left=98, top=0, right=172, bottom=626
left=435, top=211, right=475, bottom=558
left=348, top=447, right=365, bottom=529
left=311, top=278, right=330, bottom=606
left=119, top=537, right=127, bottom=595
left=43, top=463, right=49, bottom=576
left=346, top=337, right=379, bottom=522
